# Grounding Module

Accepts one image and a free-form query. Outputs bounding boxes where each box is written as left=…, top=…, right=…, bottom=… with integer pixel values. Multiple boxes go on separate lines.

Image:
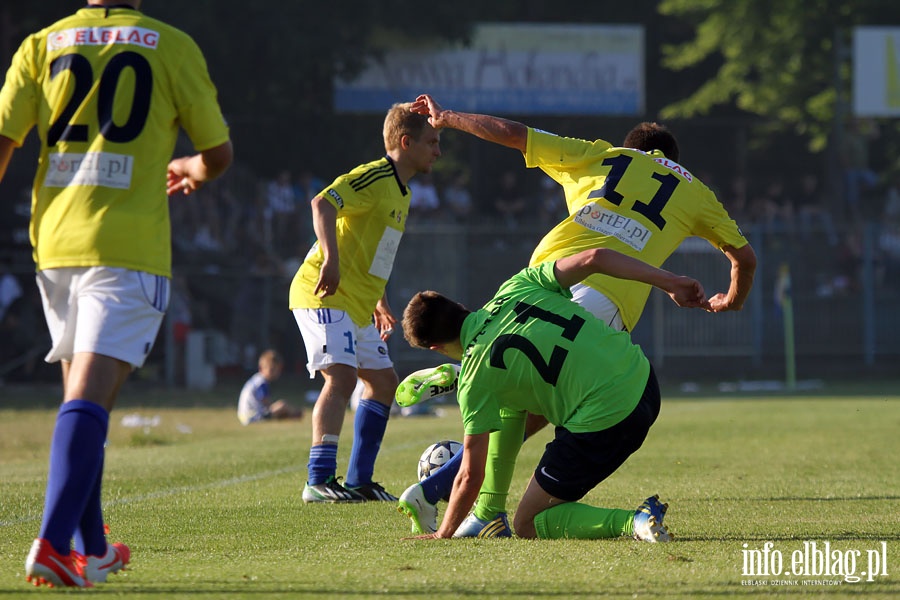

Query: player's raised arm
left=410, top=94, right=527, bottom=152
left=554, top=248, right=708, bottom=309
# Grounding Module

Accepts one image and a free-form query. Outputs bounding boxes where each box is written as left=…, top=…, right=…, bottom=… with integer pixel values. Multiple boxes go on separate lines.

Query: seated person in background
left=238, top=350, right=303, bottom=425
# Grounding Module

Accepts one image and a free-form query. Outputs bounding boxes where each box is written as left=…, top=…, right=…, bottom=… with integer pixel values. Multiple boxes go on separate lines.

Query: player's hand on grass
left=403, top=533, right=439, bottom=540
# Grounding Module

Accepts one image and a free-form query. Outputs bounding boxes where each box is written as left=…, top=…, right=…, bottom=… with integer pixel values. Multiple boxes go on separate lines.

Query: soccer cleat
left=76, top=541, right=131, bottom=583
left=346, top=481, right=398, bottom=502
left=302, top=476, right=365, bottom=503
left=453, top=512, right=512, bottom=538
left=395, top=363, right=460, bottom=407
left=24, top=538, right=92, bottom=588
left=397, top=483, right=438, bottom=534
left=633, top=494, right=672, bottom=542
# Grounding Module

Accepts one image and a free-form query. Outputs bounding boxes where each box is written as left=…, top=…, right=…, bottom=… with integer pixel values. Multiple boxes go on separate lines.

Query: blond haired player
left=0, top=0, right=232, bottom=587
left=290, top=103, right=441, bottom=503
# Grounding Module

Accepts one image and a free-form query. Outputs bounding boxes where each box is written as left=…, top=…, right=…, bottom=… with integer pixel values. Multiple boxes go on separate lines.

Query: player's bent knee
left=512, top=513, right=537, bottom=539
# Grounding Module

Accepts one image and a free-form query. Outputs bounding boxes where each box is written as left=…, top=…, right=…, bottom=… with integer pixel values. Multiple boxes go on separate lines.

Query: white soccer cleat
left=397, top=483, right=438, bottom=534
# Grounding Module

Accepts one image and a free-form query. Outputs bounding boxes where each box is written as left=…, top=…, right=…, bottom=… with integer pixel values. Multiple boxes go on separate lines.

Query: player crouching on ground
left=398, top=247, right=710, bottom=541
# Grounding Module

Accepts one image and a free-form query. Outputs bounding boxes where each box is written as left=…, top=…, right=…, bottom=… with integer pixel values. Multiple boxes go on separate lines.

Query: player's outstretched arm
left=554, top=248, right=708, bottom=309
left=410, top=94, right=527, bottom=152
left=707, top=243, right=757, bottom=312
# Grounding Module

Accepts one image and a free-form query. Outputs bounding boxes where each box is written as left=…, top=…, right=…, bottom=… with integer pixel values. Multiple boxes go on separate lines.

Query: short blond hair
left=258, top=349, right=283, bottom=370
left=383, top=102, right=431, bottom=152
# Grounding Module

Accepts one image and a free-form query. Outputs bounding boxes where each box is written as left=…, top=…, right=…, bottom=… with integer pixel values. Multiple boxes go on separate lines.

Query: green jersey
left=457, top=261, right=650, bottom=435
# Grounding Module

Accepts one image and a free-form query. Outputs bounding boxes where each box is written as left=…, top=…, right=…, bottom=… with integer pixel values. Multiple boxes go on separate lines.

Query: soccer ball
left=417, top=439, right=462, bottom=482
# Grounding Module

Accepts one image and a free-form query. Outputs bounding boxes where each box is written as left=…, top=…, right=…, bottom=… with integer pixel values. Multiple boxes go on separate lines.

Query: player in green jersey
left=0, top=0, right=232, bottom=587
left=400, top=248, right=707, bottom=540
left=290, top=103, right=441, bottom=503
left=397, top=93, right=756, bottom=536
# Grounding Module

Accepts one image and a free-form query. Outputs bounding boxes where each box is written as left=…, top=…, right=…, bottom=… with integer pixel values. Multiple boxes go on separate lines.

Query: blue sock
left=421, top=448, right=462, bottom=504
left=38, top=400, right=109, bottom=556
left=74, top=454, right=106, bottom=557
left=307, top=444, right=338, bottom=486
left=345, top=399, right=390, bottom=487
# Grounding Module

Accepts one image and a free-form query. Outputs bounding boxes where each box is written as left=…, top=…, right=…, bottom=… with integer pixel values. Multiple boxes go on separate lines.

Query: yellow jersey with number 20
left=0, top=6, right=230, bottom=277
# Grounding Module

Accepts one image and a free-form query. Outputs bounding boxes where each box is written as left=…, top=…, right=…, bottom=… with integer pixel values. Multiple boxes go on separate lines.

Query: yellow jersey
left=526, top=127, right=748, bottom=330
left=289, top=157, right=409, bottom=326
left=0, top=6, right=230, bottom=276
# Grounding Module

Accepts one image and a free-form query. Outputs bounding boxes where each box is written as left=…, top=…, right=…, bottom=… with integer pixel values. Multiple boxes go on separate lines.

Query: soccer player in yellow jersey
left=397, top=93, right=756, bottom=538
left=0, top=0, right=232, bottom=587
left=290, top=103, right=441, bottom=503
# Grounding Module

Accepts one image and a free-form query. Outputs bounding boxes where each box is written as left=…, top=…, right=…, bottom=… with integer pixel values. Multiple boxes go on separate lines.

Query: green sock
left=474, top=409, right=525, bottom=521
left=533, top=503, right=634, bottom=540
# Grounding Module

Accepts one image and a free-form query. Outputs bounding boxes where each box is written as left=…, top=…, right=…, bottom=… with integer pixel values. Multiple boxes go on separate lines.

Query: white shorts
left=293, top=308, right=393, bottom=378
left=569, top=283, right=626, bottom=331
left=37, top=267, right=169, bottom=368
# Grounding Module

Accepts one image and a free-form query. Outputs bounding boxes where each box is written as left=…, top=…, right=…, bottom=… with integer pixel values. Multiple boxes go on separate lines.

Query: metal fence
left=1, top=221, right=897, bottom=387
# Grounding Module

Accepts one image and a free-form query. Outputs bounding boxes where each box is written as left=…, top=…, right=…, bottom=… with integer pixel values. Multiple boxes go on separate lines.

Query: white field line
left=0, top=438, right=429, bottom=528
left=0, top=465, right=305, bottom=527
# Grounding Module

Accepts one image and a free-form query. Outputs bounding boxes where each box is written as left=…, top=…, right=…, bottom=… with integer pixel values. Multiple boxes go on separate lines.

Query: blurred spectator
left=879, top=172, right=900, bottom=288
left=168, top=274, right=193, bottom=385
left=231, top=248, right=282, bottom=369
left=750, top=177, right=793, bottom=234
left=492, top=169, right=528, bottom=228
left=724, top=175, right=750, bottom=224
left=794, top=173, right=838, bottom=246
left=840, top=118, right=880, bottom=222
left=267, top=169, right=299, bottom=252
left=294, top=170, right=323, bottom=246
left=0, top=281, right=47, bottom=382
left=537, top=175, right=567, bottom=229
left=442, top=170, right=473, bottom=223
left=0, top=264, right=23, bottom=324
left=191, top=193, right=225, bottom=253
left=408, top=172, right=442, bottom=221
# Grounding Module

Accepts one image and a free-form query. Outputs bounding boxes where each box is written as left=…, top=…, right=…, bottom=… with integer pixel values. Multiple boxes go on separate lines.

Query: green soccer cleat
left=395, top=363, right=460, bottom=408
left=633, top=494, right=672, bottom=542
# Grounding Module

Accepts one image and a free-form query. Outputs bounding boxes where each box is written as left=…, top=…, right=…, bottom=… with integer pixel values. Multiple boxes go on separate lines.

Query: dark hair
left=622, top=122, right=679, bottom=162
left=402, top=291, right=471, bottom=349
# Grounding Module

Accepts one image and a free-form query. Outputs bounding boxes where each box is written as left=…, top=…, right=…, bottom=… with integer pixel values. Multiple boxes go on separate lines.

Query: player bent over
left=397, top=247, right=710, bottom=540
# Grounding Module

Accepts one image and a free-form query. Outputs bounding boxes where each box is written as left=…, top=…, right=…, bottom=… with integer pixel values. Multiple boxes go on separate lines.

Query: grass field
left=0, top=381, right=898, bottom=598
